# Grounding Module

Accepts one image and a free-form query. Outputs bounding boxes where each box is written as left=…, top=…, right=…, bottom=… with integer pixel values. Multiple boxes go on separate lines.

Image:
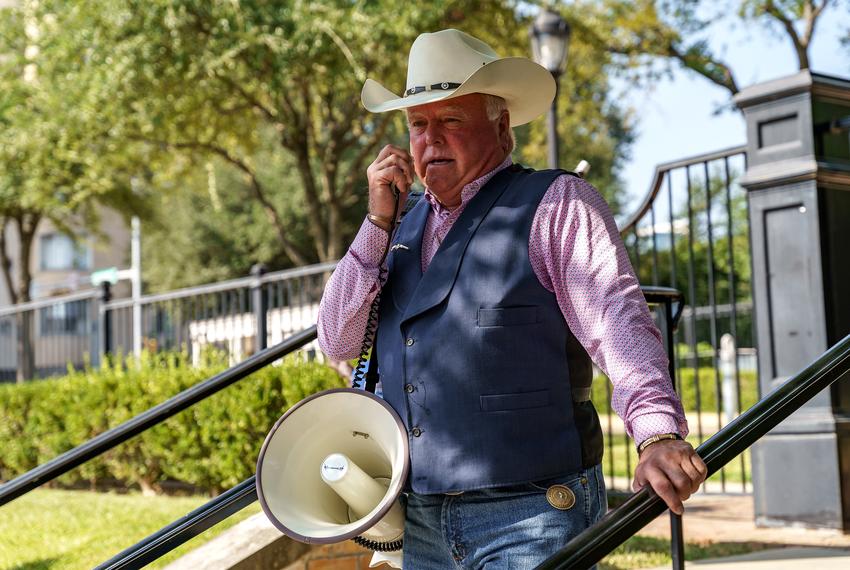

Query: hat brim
left=361, top=57, right=555, bottom=127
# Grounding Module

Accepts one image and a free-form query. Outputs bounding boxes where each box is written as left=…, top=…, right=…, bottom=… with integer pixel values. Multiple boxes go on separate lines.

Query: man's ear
left=498, top=110, right=511, bottom=153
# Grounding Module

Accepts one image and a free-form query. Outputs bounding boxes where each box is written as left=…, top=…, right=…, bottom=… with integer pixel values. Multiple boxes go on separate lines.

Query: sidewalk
left=638, top=494, right=850, bottom=569
left=652, top=547, right=850, bottom=569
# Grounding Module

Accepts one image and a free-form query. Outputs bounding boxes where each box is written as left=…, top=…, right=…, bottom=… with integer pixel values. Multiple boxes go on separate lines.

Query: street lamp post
left=530, top=9, right=571, bottom=169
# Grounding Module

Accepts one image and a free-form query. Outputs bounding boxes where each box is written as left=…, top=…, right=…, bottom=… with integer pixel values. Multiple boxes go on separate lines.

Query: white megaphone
left=256, top=388, right=409, bottom=566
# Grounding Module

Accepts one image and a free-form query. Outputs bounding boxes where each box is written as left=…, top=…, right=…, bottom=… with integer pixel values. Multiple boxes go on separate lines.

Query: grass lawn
left=601, top=535, right=770, bottom=569
left=0, top=489, right=769, bottom=570
left=0, top=489, right=261, bottom=570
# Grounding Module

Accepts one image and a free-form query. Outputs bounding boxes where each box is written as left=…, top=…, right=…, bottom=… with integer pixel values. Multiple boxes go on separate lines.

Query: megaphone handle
left=364, top=342, right=380, bottom=393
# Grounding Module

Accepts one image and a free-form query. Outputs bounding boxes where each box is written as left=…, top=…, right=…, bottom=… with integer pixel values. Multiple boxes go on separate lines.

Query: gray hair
left=483, top=94, right=515, bottom=153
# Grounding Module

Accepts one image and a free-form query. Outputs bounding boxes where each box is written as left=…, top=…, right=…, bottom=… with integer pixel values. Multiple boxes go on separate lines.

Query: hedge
left=591, top=367, right=759, bottom=414
left=0, top=352, right=344, bottom=494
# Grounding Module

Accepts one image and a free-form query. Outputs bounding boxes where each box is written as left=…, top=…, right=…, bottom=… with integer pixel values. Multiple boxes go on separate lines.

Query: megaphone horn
left=256, top=388, right=410, bottom=552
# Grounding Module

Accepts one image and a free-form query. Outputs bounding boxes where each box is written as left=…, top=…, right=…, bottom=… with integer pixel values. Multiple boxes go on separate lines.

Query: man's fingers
left=632, top=471, right=646, bottom=493
left=666, top=466, right=695, bottom=500
left=691, top=453, right=708, bottom=479
left=377, top=154, right=414, bottom=185
left=643, top=466, right=685, bottom=515
left=678, top=456, right=705, bottom=494
left=376, top=144, right=412, bottom=163
left=373, top=155, right=414, bottom=191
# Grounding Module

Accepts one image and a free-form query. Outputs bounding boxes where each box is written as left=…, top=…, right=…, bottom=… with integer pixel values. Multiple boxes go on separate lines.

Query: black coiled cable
left=351, top=185, right=401, bottom=391
left=353, top=535, right=404, bottom=552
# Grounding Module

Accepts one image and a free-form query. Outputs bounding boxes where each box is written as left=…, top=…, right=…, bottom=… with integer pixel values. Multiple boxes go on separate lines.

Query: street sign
left=91, top=267, right=119, bottom=286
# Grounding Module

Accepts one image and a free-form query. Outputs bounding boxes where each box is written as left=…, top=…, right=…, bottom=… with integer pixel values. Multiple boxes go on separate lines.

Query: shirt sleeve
left=317, top=218, right=390, bottom=361
left=529, top=174, right=689, bottom=444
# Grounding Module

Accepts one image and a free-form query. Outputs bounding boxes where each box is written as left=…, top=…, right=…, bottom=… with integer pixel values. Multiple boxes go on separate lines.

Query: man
left=318, top=29, right=707, bottom=568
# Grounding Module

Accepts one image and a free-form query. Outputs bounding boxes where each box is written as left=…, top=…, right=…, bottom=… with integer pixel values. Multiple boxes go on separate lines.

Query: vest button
left=405, top=338, right=415, bottom=347
left=411, top=427, right=422, bottom=437
left=404, top=384, right=415, bottom=393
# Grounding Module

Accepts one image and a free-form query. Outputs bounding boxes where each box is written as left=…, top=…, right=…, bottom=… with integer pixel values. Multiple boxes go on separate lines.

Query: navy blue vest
left=376, top=165, right=602, bottom=494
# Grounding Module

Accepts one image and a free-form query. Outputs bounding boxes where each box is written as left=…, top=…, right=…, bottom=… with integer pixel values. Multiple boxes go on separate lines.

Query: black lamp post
left=530, top=9, right=571, bottom=169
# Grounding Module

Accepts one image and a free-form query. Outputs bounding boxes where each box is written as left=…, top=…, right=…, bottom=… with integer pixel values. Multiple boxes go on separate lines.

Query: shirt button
left=404, top=384, right=415, bottom=393
left=411, top=427, right=422, bottom=437
left=405, top=338, right=415, bottom=347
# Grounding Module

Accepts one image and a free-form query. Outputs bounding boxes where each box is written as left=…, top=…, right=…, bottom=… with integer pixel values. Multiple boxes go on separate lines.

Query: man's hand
left=366, top=145, right=415, bottom=226
left=632, top=439, right=707, bottom=515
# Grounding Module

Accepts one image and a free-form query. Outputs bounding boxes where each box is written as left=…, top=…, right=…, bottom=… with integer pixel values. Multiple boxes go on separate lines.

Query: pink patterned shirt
left=318, top=158, right=688, bottom=444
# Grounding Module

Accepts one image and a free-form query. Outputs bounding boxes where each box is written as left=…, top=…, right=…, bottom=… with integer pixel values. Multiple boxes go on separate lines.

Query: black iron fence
left=608, top=145, right=752, bottom=494
left=0, top=262, right=335, bottom=382
left=0, top=290, right=100, bottom=382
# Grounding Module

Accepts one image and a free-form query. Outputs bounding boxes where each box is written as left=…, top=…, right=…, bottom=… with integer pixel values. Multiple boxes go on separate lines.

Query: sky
left=617, top=4, right=850, bottom=214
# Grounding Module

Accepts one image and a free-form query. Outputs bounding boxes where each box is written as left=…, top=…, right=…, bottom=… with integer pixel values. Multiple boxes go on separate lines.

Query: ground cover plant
left=0, top=488, right=769, bottom=570
left=0, top=351, right=344, bottom=494
left=0, top=351, right=344, bottom=567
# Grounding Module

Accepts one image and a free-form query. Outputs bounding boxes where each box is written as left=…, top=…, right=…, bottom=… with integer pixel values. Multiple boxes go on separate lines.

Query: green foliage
left=569, top=0, right=847, bottom=99
left=0, top=0, right=638, bottom=290
left=0, top=1, right=156, bottom=311
left=0, top=352, right=344, bottom=493
left=591, top=366, right=758, bottom=413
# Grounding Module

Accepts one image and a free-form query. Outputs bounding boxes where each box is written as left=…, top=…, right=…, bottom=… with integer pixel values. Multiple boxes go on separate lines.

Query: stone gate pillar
left=735, top=70, right=850, bottom=530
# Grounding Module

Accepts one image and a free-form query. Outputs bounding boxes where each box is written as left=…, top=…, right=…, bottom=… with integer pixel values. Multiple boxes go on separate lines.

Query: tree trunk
left=14, top=213, right=40, bottom=383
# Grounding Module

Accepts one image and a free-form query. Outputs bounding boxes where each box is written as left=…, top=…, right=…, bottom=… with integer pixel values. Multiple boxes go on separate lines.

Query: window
left=40, top=233, right=91, bottom=271
left=39, top=300, right=89, bottom=336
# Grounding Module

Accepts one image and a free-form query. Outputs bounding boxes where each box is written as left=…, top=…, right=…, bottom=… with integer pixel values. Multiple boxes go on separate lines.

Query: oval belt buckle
left=546, top=484, right=576, bottom=510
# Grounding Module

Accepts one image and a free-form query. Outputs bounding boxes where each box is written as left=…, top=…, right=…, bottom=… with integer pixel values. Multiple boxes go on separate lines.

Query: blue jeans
left=402, top=464, right=607, bottom=569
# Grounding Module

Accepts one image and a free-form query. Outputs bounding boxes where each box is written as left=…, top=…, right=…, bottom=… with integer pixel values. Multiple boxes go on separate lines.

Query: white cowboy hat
left=361, top=29, right=555, bottom=127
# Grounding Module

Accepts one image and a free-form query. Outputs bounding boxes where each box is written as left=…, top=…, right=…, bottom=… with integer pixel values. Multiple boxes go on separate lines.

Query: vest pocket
left=477, top=305, right=539, bottom=327
left=480, top=389, right=550, bottom=412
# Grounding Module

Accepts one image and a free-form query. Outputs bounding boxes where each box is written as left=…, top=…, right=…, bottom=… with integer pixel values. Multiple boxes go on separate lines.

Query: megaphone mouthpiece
left=320, top=452, right=391, bottom=520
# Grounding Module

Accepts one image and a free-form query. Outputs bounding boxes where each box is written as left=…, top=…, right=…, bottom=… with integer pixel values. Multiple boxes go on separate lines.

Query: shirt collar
left=423, top=156, right=513, bottom=217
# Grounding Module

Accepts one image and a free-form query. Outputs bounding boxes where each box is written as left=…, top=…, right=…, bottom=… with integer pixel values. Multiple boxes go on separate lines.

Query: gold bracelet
left=637, top=433, right=681, bottom=455
left=367, top=213, right=393, bottom=231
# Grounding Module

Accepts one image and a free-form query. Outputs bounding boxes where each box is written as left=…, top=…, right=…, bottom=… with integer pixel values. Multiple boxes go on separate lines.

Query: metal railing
left=94, top=306, right=850, bottom=570
left=5, top=287, right=848, bottom=569
left=0, top=326, right=318, bottom=507
left=0, top=290, right=100, bottom=382
left=537, top=332, right=850, bottom=569
left=0, top=262, right=335, bottom=382
left=614, top=145, right=752, bottom=493
left=87, top=286, right=684, bottom=569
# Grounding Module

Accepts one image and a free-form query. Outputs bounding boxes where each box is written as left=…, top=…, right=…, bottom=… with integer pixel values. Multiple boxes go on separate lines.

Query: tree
left=65, top=0, right=637, bottom=288
left=0, top=1, right=152, bottom=381
left=572, top=0, right=846, bottom=98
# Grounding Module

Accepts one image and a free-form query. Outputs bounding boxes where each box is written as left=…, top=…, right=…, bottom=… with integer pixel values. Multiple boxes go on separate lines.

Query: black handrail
left=0, top=326, right=318, bottom=507
left=96, top=311, right=849, bottom=569
left=96, top=287, right=687, bottom=568
left=95, top=477, right=258, bottom=570
left=640, top=286, right=684, bottom=327
left=536, top=332, right=850, bottom=569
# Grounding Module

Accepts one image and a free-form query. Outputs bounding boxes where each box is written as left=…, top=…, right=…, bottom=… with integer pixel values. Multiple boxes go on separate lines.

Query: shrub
left=591, top=367, right=758, bottom=414
left=0, top=352, right=344, bottom=494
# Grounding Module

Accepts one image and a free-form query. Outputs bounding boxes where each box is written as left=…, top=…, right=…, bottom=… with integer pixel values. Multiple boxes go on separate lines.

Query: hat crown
left=405, top=29, right=500, bottom=91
